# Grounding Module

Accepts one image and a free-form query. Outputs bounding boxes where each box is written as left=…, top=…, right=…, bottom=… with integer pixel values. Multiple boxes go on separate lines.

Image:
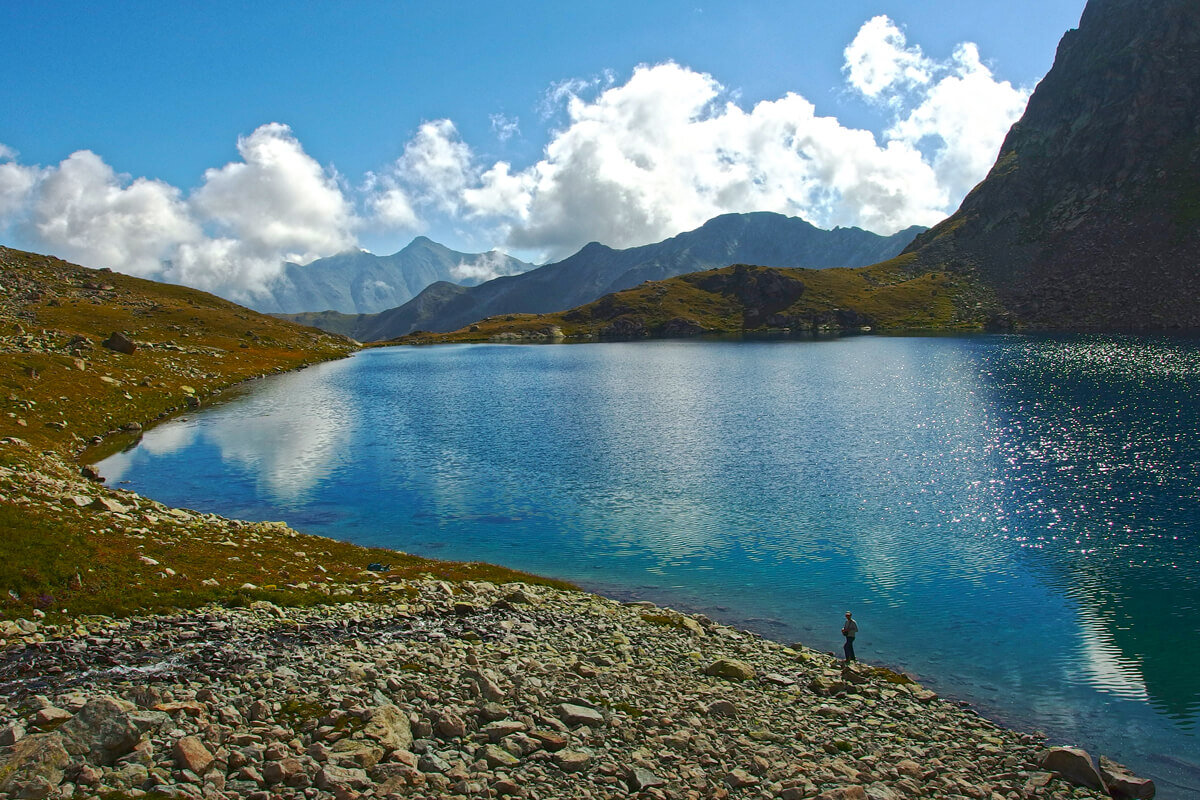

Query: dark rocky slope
left=903, top=0, right=1200, bottom=330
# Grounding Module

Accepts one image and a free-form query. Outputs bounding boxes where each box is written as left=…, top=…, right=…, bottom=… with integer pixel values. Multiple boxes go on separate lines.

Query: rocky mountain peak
left=904, top=0, right=1200, bottom=329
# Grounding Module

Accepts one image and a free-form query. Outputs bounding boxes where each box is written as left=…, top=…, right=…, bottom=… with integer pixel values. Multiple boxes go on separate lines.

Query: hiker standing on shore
left=841, top=611, right=858, bottom=661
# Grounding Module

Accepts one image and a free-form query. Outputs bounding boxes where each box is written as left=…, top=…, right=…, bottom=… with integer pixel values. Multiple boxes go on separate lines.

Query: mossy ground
left=0, top=246, right=573, bottom=623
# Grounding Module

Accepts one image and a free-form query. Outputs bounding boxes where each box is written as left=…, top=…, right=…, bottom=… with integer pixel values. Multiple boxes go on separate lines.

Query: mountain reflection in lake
left=100, top=336, right=1200, bottom=797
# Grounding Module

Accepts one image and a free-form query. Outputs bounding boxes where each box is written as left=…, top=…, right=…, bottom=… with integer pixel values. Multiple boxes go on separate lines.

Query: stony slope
left=899, top=0, right=1200, bottom=329
left=0, top=249, right=1156, bottom=799
left=334, top=214, right=924, bottom=341
left=0, top=585, right=1124, bottom=800
left=254, top=238, right=533, bottom=315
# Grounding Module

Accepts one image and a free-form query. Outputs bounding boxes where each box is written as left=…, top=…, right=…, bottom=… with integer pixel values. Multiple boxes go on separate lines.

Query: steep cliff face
left=905, top=0, right=1200, bottom=329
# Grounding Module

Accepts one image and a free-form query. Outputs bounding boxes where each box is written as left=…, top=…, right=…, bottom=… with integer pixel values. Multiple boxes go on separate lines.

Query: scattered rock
left=1099, top=755, right=1156, bottom=799
left=704, top=658, right=756, bottom=681
left=173, top=735, right=214, bottom=774
left=553, top=750, right=592, bottom=773
left=101, top=331, right=136, bottom=355
left=0, top=732, right=69, bottom=799
left=556, top=702, right=604, bottom=727
left=1040, top=746, right=1105, bottom=791
left=362, top=704, right=412, bottom=752
left=56, top=695, right=139, bottom=765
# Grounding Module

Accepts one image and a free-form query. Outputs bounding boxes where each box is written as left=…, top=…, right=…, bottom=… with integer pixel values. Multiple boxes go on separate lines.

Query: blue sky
left=1, top=0, right=1086, bottom=301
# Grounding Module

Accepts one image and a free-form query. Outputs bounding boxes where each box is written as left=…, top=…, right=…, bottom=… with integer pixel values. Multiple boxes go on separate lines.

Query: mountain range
left=250, top=237, right=533, bottom=315
left=392, top=0, right=1200, bottom=342
left=278, top=213, right=924, bottom=340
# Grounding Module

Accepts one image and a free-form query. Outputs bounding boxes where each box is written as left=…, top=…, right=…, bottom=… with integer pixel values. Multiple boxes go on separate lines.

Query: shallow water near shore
left=99, top=335, right=1200, bottom=796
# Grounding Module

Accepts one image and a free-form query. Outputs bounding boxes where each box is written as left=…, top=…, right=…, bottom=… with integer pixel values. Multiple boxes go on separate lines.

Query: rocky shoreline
left=2, top=575, right=1153, bottom=800
left=0, top=249, right=1157, bottom=799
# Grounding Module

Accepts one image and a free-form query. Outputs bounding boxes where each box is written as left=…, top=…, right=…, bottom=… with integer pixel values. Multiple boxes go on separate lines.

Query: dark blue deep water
left=99, top=336, right=1200, bottom=796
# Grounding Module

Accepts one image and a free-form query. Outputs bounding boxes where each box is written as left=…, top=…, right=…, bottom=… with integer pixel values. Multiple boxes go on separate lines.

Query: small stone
left=481, top=744, right=520, bottom=768
left=553, top=750, right=592, bottom=773
left=627, top=766, right=665, bottom=790
left=818, top=788, right=868, bottom=800
left=316, top=764, right=371, bottom=792
left=262, top=757, right=302, bottom=785
left=362, top=704, right=413, bottom=752
left=479, top=702, right=509, bottom=722
left=556, top=702, right=604, bottom=728
left=89, top=496, right=129, bottom=514
left=706, top=699, right=738, bottom=717
left=31, top=707, right=72, bottom=730
left=492, top=777, right=524, bottom=796
left=0, top=722, right=25, bottom=746
left=482, top=720, right=527, bottom=742
left=174, top=736, right=214, bottom=775
left=530, top=730, right=568, bottom=752
left=434, top=712, right=466, bottom=739
left=725, top=768, right=760, bottom=788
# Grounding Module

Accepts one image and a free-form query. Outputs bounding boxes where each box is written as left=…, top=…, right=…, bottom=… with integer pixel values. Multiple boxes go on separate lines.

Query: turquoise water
left=99, top=336, right=1200, bottom=795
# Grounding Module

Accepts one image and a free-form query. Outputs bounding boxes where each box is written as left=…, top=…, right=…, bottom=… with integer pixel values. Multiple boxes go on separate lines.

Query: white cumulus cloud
left=0, top=146, right=44, bottom=220
left=843, top=15, right=933, bottom=100
left=1, top=14, right=1031, bottom=299
left=450, top=250, right=526, bottom=283
left=191, top=122, right=356, bottom=265
left=887, top=42, right=1029, bottom=199
left=0, top=124, right=361, bottom=303
left=368, top=16, right=1029, bottom=260
left=31, top=150, right=201, bottom=277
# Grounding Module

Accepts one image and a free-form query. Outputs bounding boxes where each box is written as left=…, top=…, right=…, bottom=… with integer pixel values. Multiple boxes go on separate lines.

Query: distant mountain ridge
left=250, top=237, right=534, bottom=315
left=382, top=0, right=1200, bottom=343
left=314, top=213, right=923, bottom=340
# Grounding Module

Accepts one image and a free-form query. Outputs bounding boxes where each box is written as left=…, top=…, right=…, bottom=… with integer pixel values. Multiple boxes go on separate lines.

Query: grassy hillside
left=271, top=309, right=366, bottom=339
left=0, top=246, right=571, bottom=624
left=387, top=258, right=989, bottom=344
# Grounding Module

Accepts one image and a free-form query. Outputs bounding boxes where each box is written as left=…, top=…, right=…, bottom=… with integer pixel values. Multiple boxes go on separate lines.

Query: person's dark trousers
left=843, top=637, right=855, bottom=661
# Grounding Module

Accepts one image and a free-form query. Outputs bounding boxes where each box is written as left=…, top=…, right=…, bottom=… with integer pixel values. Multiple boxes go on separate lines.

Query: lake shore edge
left=3, top=360, right=1144, bottom=800
left=0, top=249, right=1148, bottom=797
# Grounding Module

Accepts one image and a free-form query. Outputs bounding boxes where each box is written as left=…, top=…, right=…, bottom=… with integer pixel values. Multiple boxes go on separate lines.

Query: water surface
left=100, top=336, right=1200, bottom=796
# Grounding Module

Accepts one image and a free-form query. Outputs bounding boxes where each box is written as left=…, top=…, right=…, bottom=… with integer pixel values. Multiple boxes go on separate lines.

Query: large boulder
left=1039, top=747, right=1104, bottom=791
left=0, top=732, right=69, bottom=799
left=362, top=703, right=412, bottom=752
left=56, top=696, right=140, bottom=765
left=101, top=331, right=136, bottom=355
left=1100, top=756, right=1156, bottom=799
left=704, top=658, right=756, bottom=682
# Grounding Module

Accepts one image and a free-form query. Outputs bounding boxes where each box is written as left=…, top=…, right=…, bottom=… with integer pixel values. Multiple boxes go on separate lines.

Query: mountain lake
left=98, top=335, right=1200, bottom=797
